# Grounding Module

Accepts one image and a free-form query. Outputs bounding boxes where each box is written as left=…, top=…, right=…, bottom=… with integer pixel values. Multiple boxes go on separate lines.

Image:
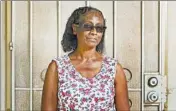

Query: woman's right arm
left=41, top=60, right=58, bottom=110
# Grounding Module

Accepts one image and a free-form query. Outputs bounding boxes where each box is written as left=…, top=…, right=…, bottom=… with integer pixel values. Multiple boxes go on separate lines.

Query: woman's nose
left=90, top=27, right=97, bottom=35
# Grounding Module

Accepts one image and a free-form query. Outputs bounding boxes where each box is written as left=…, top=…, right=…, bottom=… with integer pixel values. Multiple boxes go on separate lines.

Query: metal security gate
left=2, top=1, right=167, bottom=110
left=142, top=1, right=167, bottom=110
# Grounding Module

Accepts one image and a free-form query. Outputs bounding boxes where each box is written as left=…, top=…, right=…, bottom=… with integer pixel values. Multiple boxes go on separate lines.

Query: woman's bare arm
left=115, top=63, right=130, bottom=110
left=41, top=60, right=58, bottom=110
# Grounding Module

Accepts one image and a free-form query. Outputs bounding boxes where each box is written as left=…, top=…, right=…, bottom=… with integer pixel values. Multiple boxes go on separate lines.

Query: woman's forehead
left=79, top=11, right=104, bottom=23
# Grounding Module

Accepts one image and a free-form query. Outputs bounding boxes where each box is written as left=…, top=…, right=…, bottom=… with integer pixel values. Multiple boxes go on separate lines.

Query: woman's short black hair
left=61, top=6, right=106, bottom=53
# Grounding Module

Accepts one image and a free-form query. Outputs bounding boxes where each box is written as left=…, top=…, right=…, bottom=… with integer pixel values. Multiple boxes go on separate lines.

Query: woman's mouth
left=86, top=38, right=96, bottom=42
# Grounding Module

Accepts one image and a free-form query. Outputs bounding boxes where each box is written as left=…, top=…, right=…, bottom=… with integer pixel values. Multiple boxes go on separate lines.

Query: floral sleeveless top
left=53, top=54, right=117, bottom=111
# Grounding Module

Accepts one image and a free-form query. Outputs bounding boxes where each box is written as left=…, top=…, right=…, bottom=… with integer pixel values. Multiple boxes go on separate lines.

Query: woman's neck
left=70, top=47, right=100, bottom=60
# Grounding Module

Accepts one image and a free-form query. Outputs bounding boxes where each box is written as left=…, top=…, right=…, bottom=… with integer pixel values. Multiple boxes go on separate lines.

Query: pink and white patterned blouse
left=53, top=54, right=117, bottom=111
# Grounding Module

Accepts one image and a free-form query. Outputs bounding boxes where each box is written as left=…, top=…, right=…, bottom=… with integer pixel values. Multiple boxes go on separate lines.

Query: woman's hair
left=61, top=6, right=106, bottom=53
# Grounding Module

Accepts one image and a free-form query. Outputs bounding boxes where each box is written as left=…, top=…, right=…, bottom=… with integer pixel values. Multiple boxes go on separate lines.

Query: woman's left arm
left=114, top=63, right=130, bottom=111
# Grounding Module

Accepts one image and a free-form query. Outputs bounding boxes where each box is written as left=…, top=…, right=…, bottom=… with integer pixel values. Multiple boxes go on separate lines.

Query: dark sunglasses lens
left=82, top=23, right=106, bottom=33
left=96, top=26, right=105, bottom=33
left=83, top=24, right=93, bottom=31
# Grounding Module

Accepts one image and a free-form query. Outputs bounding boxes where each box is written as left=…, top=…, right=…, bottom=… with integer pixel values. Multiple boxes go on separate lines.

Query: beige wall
left=167, top=1, right=176, bottom=110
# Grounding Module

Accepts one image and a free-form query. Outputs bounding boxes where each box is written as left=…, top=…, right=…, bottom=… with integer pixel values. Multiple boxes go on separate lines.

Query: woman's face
left=73, top=11, right=105, bottom=49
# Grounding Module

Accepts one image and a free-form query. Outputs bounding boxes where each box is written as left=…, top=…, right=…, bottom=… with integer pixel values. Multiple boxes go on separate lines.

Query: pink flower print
left=68, top=103, right=75, bottom=110
left=88, top=97, right=92, bottom=103
left=60, top=80, right=64, bottom=86
left=70, top=70, right=76, bottom=79
left=91, top=94, right=95, bottom=98
left=81, top=97, right=87, bottom=103
left=57, top=55, right=117, bottom=110
left=70, top=70, right=75, bottom=75
left=94, top=97, right=99, bottom=103
left=104, top=58, right=110, bottom=64
left=104, top=75, right=110, bottom=79
left=100, top=84, right=105, bottom=88
left=65, top=91, right=71, bottom=96
left=104, top=57, right=108, bottom=61
left=110, top=87, right=115, bottom=94
left=73, top=98, right=78, bottom=102
left=79, top=78, right=85, bottom=83
left=99, top=97, right=105, bottom=101
left=108, top=102, right=113, bottom=107
left=83, top=89, right=90, bottom=95
left=100, top=109, right=105, bottom=111
left=88, top=78, right=94, bottom=84
left=64, top=60, right=69, bottom=64
left=99, top=88, right=105, bottom=93
left=101, top=75, right=110, bottom=79
left=90, top=104, right=95, bottom=110
left=62, top=103, right=65, bottom=107
left=59, top=69, right=65, bottom=75
left=71, top=84, right=77, bottom=87
left=79, top=88, right=84, bottom=92
left=61, top=91, right=66, bottom=96
left=89, top=85, right=93, bottom=88
left=108, top=68, right=112, bottom=72
left=64, top=97, right=69, bottom=104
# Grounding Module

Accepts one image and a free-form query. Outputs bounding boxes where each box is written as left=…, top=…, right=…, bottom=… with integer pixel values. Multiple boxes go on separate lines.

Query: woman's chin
left=86, top=40, right=98, bottom=45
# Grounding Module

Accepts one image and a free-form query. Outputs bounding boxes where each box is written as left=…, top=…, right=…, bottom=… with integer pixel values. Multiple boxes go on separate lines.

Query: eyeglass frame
left=74, top=22, right=107, bottom=33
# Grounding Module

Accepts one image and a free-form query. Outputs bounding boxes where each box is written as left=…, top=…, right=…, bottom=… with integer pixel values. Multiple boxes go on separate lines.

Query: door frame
left=0, top=1, right=6, bottom=110
left=1, top=1, right=12, bottom=110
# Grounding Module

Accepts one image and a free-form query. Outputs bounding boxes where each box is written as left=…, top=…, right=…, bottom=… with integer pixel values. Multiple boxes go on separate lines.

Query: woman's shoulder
left=52, top=54, right=70, bottom=68
left=47, top=55, right=67, bottom=73
left=52, top=54, right=70, bottom=65
left=46, top=60, right=58, bottom=74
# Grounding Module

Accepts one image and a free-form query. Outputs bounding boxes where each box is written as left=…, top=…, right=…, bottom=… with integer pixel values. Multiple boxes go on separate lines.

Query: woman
left=41, top=6, right=130, bottom=111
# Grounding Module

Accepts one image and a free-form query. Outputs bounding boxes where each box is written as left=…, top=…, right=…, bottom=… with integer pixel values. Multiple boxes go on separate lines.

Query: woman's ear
left=72, top=24, right=77, bottom=35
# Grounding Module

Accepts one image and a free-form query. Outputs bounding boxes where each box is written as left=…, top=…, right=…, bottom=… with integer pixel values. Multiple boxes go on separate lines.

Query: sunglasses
left=76, top=23, right=106, bottom=33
